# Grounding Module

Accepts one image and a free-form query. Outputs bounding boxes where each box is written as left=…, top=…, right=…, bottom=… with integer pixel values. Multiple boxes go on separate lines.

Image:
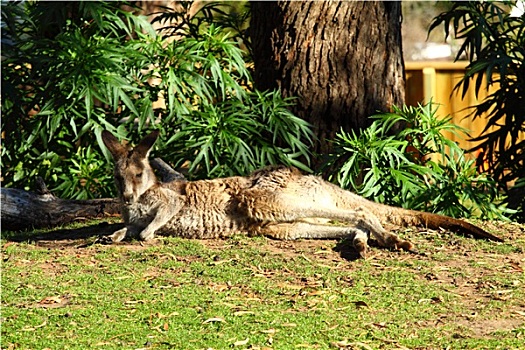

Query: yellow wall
left=405, top=61, right=497, bottom=153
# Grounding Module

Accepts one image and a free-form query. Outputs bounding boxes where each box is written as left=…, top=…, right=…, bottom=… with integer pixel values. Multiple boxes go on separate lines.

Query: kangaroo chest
left=121, top=200, right=157, bottom=230
left=147, top=178, right=257, bottom=239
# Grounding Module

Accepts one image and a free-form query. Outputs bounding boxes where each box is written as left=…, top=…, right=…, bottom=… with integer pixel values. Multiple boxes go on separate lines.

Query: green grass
left=2, top=222, right=525, bottom=349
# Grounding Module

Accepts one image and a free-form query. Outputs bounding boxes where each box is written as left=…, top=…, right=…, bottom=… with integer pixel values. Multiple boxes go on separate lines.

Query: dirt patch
left=458, top=317, right=524, bottom=337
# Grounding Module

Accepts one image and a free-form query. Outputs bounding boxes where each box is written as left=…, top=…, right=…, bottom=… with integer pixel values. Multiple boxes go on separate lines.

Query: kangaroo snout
left=122, top=192, right=135, bottom=205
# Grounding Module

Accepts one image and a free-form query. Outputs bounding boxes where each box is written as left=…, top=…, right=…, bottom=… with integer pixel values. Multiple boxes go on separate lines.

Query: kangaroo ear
left=133, top=130, right=160, bottom=158
left=102, top=130, right=127, bottom=159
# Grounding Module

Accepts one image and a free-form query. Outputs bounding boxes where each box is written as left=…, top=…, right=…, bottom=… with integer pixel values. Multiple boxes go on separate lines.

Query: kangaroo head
left=102, top=130, right=160, bottom=205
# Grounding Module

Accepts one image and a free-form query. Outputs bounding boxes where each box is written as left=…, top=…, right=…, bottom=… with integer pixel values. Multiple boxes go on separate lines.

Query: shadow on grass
left=4, top=222, right=367, bottom=260
left=3, top=221, right=125, bottom=245
left=333, top=238, right=363, bottom=261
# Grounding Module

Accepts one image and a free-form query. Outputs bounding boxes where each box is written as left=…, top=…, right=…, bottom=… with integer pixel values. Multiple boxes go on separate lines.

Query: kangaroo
left=101, top=130, right=503, bottom=258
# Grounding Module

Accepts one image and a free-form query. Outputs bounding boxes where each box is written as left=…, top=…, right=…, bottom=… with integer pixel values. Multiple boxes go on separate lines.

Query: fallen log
left=1, top=183, right=121, bottom=231
left=1, top=158, right=185, bottom=231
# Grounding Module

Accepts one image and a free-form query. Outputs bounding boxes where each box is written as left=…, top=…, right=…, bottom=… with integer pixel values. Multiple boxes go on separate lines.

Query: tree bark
left=0, top=188, right=121, bottom=231
left=250, top=1, right=405, bottom=155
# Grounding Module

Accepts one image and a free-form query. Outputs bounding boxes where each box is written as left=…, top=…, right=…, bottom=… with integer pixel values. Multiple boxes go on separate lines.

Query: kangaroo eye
left=135, top=173, right=143, bottom=178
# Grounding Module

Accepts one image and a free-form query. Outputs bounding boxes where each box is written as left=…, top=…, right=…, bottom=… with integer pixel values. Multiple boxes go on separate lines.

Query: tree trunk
left=250, top=1, right=405, bottom=155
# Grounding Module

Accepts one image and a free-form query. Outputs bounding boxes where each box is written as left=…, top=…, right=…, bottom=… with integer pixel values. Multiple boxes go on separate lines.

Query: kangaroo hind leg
left=243, top=189, right=413, bottom=252
left=242, top=175, right=414, bottom=253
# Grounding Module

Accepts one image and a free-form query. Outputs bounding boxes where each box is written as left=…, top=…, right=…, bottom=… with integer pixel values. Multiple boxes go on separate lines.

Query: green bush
left=326, top=102, right=512, bottom=220
left=1, top=1, right=313, bottom=198
left=165, top=90, right=313, bottom=178
left=429, top=0, right=525, bottom=220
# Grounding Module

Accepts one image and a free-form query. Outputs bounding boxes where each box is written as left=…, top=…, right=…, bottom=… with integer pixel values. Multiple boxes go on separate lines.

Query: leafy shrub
left=1, top=1, right=313, bottom=198
left=54, top=146, right=115, bottom=200
left=429, top=0, right=525, bottom=220
left=1, top=1, right=155, bottom=197
left=326, top=102, right=512, bottom=220
left=165, top=90, right=313, bottom=178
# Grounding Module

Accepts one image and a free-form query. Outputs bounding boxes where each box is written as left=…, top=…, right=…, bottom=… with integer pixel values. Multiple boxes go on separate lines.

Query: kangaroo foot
left=383, top=233, right=415, bottom=253
left=352, top=228, right=369, bottom=259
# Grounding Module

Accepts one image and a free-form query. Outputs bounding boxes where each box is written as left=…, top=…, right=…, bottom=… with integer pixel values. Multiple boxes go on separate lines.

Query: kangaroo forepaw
left=110, top=227, right=128, bottom=243
left=96, top=227, right=127, bottom=245
left=139, top=230, right=155, bottom=241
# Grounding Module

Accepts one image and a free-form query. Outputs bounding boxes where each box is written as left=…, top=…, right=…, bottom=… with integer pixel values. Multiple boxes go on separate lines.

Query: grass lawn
left=2, top=219, right=524, bottom=349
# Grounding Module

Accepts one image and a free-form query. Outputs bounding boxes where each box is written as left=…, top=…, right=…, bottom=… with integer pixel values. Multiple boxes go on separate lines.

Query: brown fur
left=101, top=131, right=502, bottom=258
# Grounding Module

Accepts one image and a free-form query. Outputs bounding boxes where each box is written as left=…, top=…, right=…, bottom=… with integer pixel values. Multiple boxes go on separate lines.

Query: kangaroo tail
left=412, top=211, right=503, bottom=242
left=321, top=178, right=504, bottom=242
left=386, top=208, right=504, bottom=242
left=353, top=198, right=504, bottom=242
